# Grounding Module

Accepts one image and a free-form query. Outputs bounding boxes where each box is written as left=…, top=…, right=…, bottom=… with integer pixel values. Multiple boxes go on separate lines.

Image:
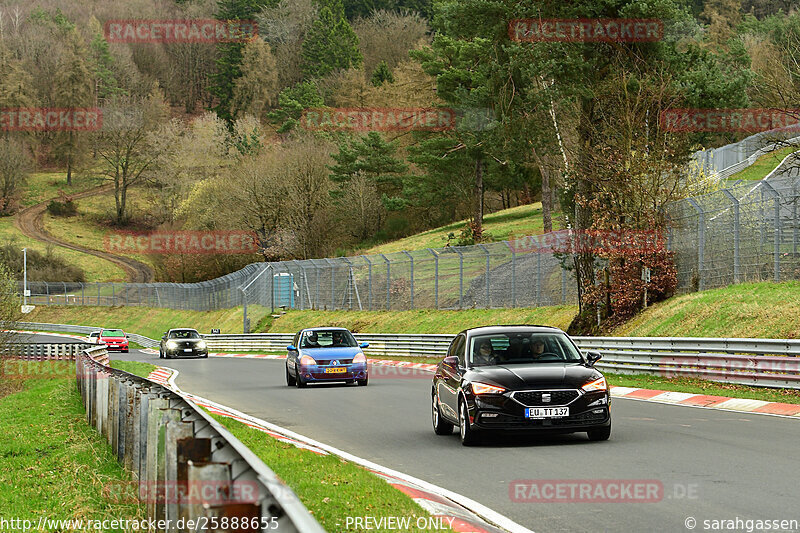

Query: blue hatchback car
left=285, top=327, right=369, bottom=388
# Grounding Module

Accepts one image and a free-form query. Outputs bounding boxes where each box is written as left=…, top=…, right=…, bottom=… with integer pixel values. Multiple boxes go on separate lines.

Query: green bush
left=46, top=200, right=78, bottom=217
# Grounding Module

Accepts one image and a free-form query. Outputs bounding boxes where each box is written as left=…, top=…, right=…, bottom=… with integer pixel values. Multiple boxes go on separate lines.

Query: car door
left=439, top=334, right=465, bottom=420
left=288, top=332, right=301, bottom=375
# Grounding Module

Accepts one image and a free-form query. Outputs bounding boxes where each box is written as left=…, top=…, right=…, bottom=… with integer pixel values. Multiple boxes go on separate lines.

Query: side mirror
left=360, top=342, right=369, bottom=349
left=287, top=345, right=297, bottom=352
left=125, top=334, right=130, bottom=338
left=442, top=356, right=459, bottom=369
left=586, top=350, right=602, bottom=366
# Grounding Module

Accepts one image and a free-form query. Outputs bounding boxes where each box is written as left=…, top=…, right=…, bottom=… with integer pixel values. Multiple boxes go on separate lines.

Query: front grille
left=316, top=359, right=353, bottom=365
left=512, top=389, right=580, bottom=406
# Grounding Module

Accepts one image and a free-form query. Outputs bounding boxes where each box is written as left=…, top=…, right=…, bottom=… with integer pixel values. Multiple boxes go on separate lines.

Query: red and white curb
left=146, top=366, right=531, bottom=533
left=610, top=387, right=800, bottom=417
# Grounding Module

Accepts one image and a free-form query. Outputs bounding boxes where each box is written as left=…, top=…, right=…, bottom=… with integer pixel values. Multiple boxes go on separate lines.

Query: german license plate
left=184, top=348, right=192, bottom=352
left=526, top=407, right=569, bottom=419
left=324, top=367, right=347, bottom=374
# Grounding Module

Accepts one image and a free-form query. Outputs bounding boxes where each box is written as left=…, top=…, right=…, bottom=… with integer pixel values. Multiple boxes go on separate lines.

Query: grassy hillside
left=364, top=202, right=556, bottom=254
left=267, top=306, right=577, bottom=333
left=22, top=304, right=273, bottom=338
left=613, top=281, right=800, bottom=338
left=728, top=146, right=797, bottom=181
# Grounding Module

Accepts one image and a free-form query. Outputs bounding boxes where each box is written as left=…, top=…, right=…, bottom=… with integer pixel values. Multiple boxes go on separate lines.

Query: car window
left=169, top=330, right=200, bottom=339
left=101, top=329, right=124, bottom=337
left=301, top=330, right=357, bottom=348
left=469, top=332, right=582, bottom=366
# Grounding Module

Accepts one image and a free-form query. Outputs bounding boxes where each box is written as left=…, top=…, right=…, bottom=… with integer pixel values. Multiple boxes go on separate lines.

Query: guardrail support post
left=176, top=438, right=212, bottom=527
left=185, top=462, right=231, bottom=528
left=165, top=420, right=194, bottom=530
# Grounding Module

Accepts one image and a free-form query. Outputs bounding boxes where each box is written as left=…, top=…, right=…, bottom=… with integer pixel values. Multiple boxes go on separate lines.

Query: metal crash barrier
left=75, top=345, right=324, bottom=533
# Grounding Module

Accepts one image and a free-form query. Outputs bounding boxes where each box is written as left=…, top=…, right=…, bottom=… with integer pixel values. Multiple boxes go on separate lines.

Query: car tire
left=357, top=374, right=369, bottom=386
left=587, top=424, right=611, bottom=441
left=432, top=393, right=453, bottom=435
left=286, top=365, right=296, bottom=386
left=458, top=398, right=478, bottom=446
left=295, top=373, right=306, bottom=388
left=159, top=348, right=163, bottom=359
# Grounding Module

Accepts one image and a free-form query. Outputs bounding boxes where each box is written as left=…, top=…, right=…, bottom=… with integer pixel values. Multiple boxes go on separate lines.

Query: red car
left=98, top=328, right=129, bottom=352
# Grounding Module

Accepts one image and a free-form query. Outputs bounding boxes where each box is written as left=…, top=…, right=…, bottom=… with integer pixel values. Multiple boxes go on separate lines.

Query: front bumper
left=103, top=343, right=129, bottom=351
left=297, top=362, right=368, bottom=382
left=165, top=347, right=208, bottom=357
left=466, top=389, right=611, bottom=433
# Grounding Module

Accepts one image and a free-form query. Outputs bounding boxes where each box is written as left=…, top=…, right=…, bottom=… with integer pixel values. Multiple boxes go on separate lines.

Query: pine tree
left=268, top=81, right=325, bottom=133
left=301, top=0, right=363, bottom=78
left=370, top=60, right=394, bottom=86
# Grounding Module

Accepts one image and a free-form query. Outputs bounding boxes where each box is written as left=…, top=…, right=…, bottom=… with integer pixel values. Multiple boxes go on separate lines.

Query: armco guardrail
left=2, top=342, right=95, bottom=359
left=17, top=322, right=159, bottom=348
left=20, top=322, right=800, bottom=389
left=76, top=344, right=324, bottom=533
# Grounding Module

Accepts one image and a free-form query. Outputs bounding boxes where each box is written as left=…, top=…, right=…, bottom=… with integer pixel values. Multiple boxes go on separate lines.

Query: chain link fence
left=669, top=152, right=800, bottom=290
left=691, top=127, right=800, bottom=180
left=19, top=244, right=578, bottom=313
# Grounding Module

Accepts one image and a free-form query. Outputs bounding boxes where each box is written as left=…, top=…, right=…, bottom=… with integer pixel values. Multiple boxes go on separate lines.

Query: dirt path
left=14, top=185, right=155, bottom=283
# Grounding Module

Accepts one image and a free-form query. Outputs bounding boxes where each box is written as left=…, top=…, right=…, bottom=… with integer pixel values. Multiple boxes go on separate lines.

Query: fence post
left=455, top=249, right=464, bottom=309
left=479, top=244, right=490, bottom=308
left=427, top=249, right=439, bottom=310
left=761, top=181, right=782, bottom=281
left=402, top=251, right=414, bottom=310
left=380, top=254, right=390, bottom=310
left=240, top=288, right=248, bottom=333
left=324, top=258, right=335, bottom=311
left=687, top=199, right=705, bottom=290
left=721, top=189, right=740, bottom=283
left=361, top=255, right=373, bottom=311
left=503, top=242, right=516, bottom=308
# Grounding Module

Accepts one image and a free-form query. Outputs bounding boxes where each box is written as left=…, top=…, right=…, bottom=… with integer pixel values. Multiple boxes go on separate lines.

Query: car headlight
left=471, top=382, right=506, bottom=395
left=299, top=355, right=316, bottom=366
left=352, top=352, right=366, bottom=364
left=166, top=340, right=178, bottom=349
left=197, top=341, right=207, bottom=350
left=582, top=376, right=607, bottom=392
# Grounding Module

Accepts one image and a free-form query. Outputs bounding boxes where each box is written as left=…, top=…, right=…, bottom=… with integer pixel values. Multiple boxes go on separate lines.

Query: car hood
left=467, top=363, right=599, bottom=389
left=167, top=338, right=203, bottom=343
left=300, top=347, right=362, bottom=359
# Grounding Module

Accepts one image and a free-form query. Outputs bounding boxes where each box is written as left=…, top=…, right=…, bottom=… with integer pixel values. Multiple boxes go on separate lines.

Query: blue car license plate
left=525, top=407, right=569, bottom=419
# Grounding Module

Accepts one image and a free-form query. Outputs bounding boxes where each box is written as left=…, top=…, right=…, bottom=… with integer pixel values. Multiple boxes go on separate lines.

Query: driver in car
left=304, top=331, right=321, bottom=348
left=474, top=339, right=496, bottom=365
left=332, top=331, right=346, bottom=347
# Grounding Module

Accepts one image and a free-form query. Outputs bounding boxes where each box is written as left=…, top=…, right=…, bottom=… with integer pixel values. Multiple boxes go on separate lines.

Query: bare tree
left=95, top=91, right=169, bottom=224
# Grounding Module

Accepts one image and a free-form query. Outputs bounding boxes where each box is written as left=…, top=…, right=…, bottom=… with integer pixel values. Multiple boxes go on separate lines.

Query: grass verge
left=727, top=146, right=798, bottom=181
left=22, top=304, right=273, bottom=339
left=607, top=373, right=800, bottom=404
left=110, top=360, right=157, bottom=378
left=0, top=368, right=145, bottom=527
left=613, top=281, right=800, bottom=339
left=268, top=307, right=577, bottom=334
left=210, top=413, right=449, bottom=532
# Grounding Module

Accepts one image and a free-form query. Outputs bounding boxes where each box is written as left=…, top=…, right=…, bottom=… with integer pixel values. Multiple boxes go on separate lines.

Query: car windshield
left=102, top=330, right=124, bottom=337
left=469, top=332, right=583, bottom=366
left=169, top=330, right=200, bottom=339
left=301, top=330, right=357, bottom=348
